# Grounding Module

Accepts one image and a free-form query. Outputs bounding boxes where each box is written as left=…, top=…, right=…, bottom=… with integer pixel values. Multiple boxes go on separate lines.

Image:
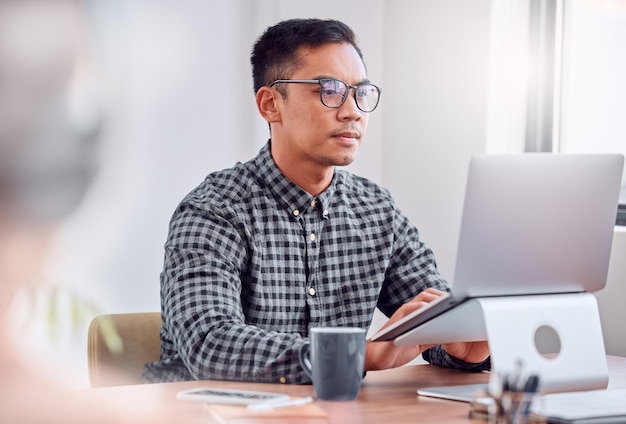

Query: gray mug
left=299, top=327, right=366, bottom=401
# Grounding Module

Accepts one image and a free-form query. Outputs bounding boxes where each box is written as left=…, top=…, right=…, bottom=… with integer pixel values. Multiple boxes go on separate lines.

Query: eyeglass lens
left=320, top=79, right=380, bottom=112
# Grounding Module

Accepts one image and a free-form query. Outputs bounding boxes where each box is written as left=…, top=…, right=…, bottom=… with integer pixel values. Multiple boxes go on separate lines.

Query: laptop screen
left=452, top=153, right=624, bottom=298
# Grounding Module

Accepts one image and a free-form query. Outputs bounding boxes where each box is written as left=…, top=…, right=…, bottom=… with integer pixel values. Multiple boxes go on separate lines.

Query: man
left=144, top=18, right=489, bottom=384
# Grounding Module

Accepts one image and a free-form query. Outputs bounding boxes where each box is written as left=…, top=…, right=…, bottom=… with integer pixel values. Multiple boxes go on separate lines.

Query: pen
left=247, top=396, right=314, bottom=413
left=523, top=374, right=540, bottom=393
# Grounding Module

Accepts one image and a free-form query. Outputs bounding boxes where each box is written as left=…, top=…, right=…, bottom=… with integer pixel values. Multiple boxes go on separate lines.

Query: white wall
left=595, top=228, right=626, bottom=357
left=382, top=0, right=492, bottom=281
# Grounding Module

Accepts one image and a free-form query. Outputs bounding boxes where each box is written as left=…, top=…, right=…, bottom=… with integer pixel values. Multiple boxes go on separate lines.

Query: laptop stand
left=395, top=293, right=609, bottom=394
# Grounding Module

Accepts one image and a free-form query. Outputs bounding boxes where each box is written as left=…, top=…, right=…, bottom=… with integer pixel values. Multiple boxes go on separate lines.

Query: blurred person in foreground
left=0, top=1, right=169, bottom=422
left=145, top=18, right=490, bottom=384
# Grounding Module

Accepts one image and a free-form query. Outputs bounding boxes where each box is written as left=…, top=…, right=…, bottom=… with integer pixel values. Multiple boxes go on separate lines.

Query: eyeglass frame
left=268, top=78, right=382, bottom=113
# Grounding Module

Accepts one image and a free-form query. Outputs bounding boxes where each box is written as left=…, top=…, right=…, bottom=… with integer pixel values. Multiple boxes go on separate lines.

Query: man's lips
left=332, top=131, right=361, bottom=140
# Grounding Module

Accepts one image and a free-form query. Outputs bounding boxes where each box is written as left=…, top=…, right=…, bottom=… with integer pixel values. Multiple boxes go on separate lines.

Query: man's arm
left=365, top=288, right=489, bottom=371
left=160, top=201, right=311, bottom=384
left=373, top=204, right=490, bottom=371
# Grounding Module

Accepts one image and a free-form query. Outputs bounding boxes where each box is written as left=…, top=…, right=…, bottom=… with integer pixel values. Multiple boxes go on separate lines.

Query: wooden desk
left=92, top=356, right=626, bottom=423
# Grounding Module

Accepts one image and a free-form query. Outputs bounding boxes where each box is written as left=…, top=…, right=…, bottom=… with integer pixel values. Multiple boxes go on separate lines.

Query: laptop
left=372, top=153, right=624, bottom=343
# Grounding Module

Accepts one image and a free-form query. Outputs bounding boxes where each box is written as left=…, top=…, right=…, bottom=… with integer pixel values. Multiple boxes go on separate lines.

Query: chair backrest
left=87, top=312, right=161, bottom=388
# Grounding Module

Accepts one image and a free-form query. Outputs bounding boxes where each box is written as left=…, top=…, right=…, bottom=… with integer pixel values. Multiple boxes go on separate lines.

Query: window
left=487, top=0, right=626, bottom=224
left=558, top=0, right=626, bottom=209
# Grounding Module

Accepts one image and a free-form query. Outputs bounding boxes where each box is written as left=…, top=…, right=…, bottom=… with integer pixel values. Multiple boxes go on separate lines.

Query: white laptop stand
left=395, top=293, right=609, bottom=394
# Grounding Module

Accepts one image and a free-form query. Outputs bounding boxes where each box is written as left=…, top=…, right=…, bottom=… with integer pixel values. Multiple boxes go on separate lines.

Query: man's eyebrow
left=312, top=75, right=372, bottom=85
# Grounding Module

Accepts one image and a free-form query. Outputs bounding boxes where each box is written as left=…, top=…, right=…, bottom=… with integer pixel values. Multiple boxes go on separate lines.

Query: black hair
left=250, top=18, right=364, bottom=93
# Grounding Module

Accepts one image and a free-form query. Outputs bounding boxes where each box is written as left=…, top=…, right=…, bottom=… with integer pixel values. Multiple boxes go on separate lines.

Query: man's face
left=274, top=42, right=370, bottom=169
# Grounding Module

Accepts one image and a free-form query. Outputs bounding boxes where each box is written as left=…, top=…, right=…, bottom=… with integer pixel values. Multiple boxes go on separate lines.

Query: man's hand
left=365, top=288, right=490, bottom=371
left=365, top=288, right=442, bottom=371
left=441, top=341, right=490, bottom=364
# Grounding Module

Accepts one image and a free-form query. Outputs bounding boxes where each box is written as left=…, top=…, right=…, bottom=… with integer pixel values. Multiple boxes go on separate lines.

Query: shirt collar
left=251, top=141, right=336, bottom=217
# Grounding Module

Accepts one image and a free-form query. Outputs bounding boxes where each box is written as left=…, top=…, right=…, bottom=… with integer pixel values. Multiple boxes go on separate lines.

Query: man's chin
left=336, top=157, right=357, bottom=167
left=322, top=154, right=357, bottom=167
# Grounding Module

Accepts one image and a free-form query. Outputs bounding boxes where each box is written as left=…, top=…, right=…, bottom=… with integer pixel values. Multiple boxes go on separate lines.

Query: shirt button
left=322, top=210, right=329, bottom=217
left=293, top=209, right=299, bottom=217
left=309, top=233, right=316, bottom=241
left=308, top=287, right=316, bottom=296
left=311, top=199, right=317, bottom=207
left=279, top=376, right=287, bottom=384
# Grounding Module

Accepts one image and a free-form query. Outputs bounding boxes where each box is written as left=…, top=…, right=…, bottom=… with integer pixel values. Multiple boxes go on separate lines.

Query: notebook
left=534, top=388, right=626, bottom=423
left=372, top=153, right=624, bottom=343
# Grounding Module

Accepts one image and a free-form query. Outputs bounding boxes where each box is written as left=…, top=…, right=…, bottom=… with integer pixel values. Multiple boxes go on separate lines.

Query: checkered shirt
left=143, top=142, right=490, bottom=384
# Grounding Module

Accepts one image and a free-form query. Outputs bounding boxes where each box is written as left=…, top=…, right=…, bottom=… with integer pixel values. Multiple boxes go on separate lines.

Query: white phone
left=176, top=387, right=290, bottom=405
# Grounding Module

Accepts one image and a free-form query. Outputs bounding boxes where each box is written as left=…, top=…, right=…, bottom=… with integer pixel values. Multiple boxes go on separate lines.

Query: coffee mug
left=299, top=327, right=366, bottom=401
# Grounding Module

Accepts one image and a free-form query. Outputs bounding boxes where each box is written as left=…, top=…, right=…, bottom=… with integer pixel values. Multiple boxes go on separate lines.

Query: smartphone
left=176, top=387, right=290, bottom=405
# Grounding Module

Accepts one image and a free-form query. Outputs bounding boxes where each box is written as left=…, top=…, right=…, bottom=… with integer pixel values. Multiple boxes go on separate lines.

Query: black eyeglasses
left=268, top=78, right=382, bottom=113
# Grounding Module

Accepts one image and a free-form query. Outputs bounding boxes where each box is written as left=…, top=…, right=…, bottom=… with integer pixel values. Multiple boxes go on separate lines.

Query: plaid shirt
left=144, top=142, right=489, bottom=384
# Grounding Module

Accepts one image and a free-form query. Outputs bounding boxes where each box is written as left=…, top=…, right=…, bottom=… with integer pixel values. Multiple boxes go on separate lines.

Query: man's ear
left=256, top=87, right=281, bottom=123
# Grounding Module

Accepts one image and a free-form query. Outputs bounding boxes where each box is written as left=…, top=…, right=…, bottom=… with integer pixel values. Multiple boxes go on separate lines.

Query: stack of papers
left=533, top=388, right=626, bottom=423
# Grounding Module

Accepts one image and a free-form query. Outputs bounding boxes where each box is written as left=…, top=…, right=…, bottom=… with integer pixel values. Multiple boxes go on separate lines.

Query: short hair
left=250, top=18, right=364, bottom=93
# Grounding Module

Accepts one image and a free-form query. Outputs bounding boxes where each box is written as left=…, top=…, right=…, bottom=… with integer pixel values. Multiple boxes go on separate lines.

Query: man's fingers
left=378, top=288, right=449, bottom=331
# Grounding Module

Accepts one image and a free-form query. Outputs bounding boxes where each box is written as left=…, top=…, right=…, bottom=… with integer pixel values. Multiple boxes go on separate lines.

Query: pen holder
left=500, top=389, right=536, bottom=423
left=469, top=363, right=544, bottom=424
left=470, top=390, right=543, bottom=424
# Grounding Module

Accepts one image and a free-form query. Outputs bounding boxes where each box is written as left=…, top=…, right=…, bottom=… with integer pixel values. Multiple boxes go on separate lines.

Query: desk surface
left=92, top=356, right=626, bottom=424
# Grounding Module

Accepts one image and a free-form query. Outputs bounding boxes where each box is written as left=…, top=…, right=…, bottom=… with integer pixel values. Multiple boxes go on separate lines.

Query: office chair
left=87, top=312, right=161, bottom=387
